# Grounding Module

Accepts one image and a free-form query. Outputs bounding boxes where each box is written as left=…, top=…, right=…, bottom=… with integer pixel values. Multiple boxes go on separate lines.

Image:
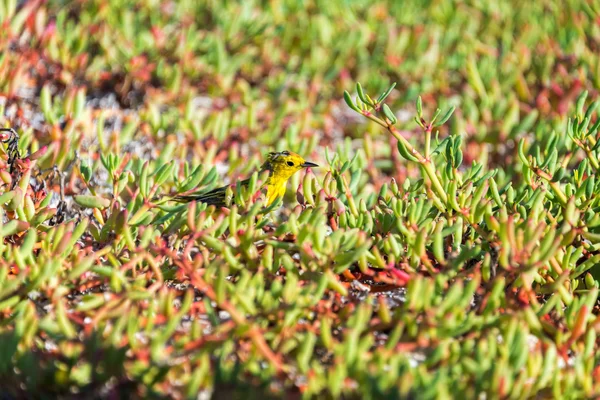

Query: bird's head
left=261, top=150, right=318, bottom=182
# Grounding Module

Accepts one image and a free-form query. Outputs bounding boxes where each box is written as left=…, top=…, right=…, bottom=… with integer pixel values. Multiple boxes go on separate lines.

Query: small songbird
left=174, top=151, right=318, bottom=207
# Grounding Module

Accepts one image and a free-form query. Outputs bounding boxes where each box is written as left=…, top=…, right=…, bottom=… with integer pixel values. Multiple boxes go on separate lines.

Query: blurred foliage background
left=0, top=0, right=600, bottom=398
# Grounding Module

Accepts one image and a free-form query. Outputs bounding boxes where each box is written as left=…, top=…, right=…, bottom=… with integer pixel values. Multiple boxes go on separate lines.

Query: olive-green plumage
left=174, top=151, right=317, bottom=207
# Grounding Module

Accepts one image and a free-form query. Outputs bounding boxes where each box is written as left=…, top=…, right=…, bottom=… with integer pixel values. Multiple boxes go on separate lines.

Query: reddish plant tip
left=28, top=146, right=48, bottom=161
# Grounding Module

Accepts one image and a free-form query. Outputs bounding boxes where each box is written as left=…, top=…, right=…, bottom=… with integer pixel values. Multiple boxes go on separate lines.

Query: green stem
left=361, top=111, right=388, bottom=128
left=422, top=161, right=449, bottom=204
left=363, top=109, right=450, bottom=207
left=584, top=147, right=600, bottom=171
left=424, top=127, right=431, bottom=159
left=549, top=181, right=568, bottom=206
left=532, top=167, right=568, bottom=207
left=387, top=125, right=449, bottom=205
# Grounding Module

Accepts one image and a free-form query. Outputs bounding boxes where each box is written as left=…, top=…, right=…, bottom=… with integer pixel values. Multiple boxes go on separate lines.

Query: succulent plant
left=1, top=0, right=600, bottom=398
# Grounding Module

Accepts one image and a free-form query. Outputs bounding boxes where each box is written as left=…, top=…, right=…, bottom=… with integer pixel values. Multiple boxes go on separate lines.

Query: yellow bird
left=174, top=151, right=318, bottom=207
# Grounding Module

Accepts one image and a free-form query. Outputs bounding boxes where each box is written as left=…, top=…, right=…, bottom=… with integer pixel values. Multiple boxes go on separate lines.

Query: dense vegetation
left=1, top=0, right=600, bottom=398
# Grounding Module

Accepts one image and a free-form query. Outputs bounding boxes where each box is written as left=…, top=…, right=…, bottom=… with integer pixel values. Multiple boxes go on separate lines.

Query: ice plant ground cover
left=1, top=0, right=600, bottom=398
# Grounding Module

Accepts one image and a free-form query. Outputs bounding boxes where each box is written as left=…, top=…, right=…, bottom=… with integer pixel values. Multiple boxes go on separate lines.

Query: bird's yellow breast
left=265, top=179, right=286, bottom=205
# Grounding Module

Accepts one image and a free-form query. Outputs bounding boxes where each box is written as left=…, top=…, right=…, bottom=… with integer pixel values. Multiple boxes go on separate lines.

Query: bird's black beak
left=301, top=161, right=318, bottom=168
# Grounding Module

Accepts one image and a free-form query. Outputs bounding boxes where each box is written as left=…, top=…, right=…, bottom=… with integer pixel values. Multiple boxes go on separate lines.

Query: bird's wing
left=173, top=178, right=256, bottom=206
left=173, top=185, right=229, bottom=205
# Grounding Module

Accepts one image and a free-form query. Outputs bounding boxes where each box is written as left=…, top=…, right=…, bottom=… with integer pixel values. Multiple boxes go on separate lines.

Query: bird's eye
left=287, top=161, right=295, bottom=167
